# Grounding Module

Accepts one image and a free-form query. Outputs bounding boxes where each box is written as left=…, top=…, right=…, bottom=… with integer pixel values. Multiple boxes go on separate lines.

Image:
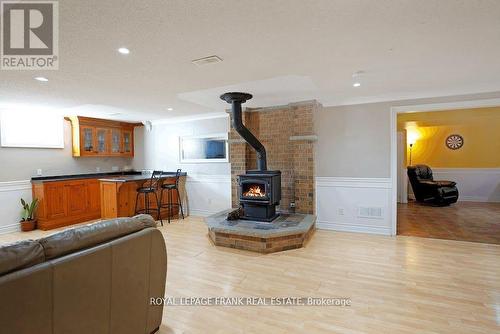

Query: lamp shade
left=407, top=131, right=419, bottom=146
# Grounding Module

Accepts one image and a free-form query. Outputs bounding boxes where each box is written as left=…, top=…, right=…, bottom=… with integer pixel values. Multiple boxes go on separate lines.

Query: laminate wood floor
left=398, top=201, right=500, bottom=244
left=1, top=217, right=499, bottom=333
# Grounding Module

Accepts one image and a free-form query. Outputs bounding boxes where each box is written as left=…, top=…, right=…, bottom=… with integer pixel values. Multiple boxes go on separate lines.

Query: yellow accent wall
left=397, top=107, right=500, bottom=168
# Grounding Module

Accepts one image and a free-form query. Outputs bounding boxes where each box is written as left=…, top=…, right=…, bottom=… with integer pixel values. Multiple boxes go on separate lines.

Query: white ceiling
left=1, top=0, right=500, bottom=121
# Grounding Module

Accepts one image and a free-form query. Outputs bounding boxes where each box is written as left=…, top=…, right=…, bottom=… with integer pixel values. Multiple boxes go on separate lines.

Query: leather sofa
left=407, top=165, right=459, bottom=206
left=0, top=215, right=167, bottom=334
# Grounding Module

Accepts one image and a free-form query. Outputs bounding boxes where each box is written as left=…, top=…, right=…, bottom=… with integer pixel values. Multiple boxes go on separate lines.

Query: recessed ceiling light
left=167, top=107, right=173, bottom=111
left=118, top=47, right=130, bottom=55
left=34, top=76, right=49, bottom=82
left=353, top=82, right=361, bottom=87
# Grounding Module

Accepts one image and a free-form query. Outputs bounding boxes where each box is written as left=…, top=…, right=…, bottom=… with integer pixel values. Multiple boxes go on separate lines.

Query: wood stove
left=221, top=92, right=282, bottom=222
left=239, top=170, right=281, bottom=222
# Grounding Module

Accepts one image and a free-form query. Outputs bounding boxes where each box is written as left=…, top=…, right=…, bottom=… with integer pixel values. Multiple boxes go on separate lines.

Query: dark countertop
left=99, top=172, right=187, bottom=183
left=31, top=171, right=187, bottom=183
left=31, top=171, right=141, bottom=183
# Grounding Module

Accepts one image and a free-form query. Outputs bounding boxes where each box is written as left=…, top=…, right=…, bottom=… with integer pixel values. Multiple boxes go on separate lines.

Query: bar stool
left=134, top=170, right=163, bottom=224
left=159, top=169, right=185, bottom=224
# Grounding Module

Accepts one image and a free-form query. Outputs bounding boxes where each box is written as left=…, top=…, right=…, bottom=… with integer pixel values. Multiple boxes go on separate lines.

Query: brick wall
left=229, top=101, right=319, bottom=214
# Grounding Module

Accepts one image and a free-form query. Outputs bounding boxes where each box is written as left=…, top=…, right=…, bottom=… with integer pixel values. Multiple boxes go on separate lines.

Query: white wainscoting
left=0, top=180, right=32, bottom=234
left=316, top=177, right=393, bottom=235
left=185, top=174, right=232, bottom=217
left=432, top=168, right=500, bottom=202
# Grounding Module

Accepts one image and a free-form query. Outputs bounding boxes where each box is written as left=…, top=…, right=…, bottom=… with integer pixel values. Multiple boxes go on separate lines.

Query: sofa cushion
left=0, top=239, right=45, bottom=276
left=39, top=214, right=157, bottom=260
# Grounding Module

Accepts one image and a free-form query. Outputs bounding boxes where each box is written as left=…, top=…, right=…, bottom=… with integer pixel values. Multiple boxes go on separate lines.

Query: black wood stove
left=221, top=92, right=281, bottom=222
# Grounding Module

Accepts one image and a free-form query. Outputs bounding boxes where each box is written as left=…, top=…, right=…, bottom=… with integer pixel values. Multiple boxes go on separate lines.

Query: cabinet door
left=110, top=128, right=122, bottom=155
left=66, top=181, right=88, bottom=216
left=95, top=128, right=109, bottom=155
left=45, top=183, right=67, bottom=219
left=80, top=126, right=96, bottom=155
left=122, top=129, right=133, bottom=156
left=87, top=180, right=101, bottom=214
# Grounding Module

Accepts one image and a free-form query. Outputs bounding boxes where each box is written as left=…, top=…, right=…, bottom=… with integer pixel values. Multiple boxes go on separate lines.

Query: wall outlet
left=338, top=208, right=345, bottom=216
left=36, top=169, right=43, bottom=176
left=111, top=166, right=119, bottom=171
left=96, top=167, right=101, bottom=172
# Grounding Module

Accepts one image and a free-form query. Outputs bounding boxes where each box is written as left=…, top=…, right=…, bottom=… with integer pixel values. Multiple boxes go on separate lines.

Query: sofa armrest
left=435, top=180, right=457, bottom=187
left=419, top=180, right=441, bottom=188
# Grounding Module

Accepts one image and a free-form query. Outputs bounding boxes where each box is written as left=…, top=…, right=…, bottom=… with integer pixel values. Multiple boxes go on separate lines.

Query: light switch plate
left=36, top=169, right=42, bottom=176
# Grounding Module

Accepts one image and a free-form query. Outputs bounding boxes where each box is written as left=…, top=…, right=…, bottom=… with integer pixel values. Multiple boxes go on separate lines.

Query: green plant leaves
left=20, top=198, right=39, bottom=221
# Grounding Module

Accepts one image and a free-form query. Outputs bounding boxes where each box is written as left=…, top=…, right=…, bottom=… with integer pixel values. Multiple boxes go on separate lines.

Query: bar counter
left=31, top=171, right=187, bottom=230
left=99, top=173, right=187, bottom=220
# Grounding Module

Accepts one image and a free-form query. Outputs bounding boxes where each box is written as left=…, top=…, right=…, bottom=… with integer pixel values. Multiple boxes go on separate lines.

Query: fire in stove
left=243, top=185, right=265, bottom=197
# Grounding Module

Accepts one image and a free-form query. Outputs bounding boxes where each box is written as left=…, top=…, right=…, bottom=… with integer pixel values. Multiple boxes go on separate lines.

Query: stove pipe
left=221, top=92, right=267, bottom=171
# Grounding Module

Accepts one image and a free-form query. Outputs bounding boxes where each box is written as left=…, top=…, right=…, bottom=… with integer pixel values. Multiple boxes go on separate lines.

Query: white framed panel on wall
left=179, top=133, right=229, bottom=163
left=0, top=111, right=64, bottom=148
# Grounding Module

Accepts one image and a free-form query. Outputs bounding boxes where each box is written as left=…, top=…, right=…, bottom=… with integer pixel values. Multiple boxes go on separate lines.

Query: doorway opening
left=391, top=101, right=500, bottom=244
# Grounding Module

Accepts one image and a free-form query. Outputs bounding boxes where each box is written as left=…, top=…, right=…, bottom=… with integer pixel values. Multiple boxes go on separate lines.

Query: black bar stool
left=134, top=170, right=163, bottom=224
left=159, top=169, right=185, bottom=224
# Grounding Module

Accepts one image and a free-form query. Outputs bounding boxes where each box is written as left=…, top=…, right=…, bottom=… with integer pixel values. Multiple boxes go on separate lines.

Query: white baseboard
left=188, top=209, right=221, bottom=217
left=0, top=180, right=31, bottom=235
left=316, top=177, right=393, bottom=236
left=459, top=195, right=492, bottom=202
left=317, top=221, right=392, bottom=235
left=0, top=223, right=20, bottom=235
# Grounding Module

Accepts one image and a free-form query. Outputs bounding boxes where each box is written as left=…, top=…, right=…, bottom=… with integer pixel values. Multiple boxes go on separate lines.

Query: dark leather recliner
left=407, top=165, right=459, bottom=206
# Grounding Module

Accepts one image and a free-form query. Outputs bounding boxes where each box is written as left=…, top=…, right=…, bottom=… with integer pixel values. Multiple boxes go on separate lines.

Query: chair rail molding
left=315, top=177, right=393, bottom=235
left=0, top=180, right=32, bottom=234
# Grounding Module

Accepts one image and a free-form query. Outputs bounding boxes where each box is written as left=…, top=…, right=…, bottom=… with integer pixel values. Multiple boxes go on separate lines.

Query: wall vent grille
left=357, top=207, right=383, bottom=219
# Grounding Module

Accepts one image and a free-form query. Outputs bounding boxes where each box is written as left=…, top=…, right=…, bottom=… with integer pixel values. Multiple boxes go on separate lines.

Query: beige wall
left=315, top=102, right=392, bottom=178
left=314, top=91, right=500, bottom=178
left=0, top=119, right=133, bottom=182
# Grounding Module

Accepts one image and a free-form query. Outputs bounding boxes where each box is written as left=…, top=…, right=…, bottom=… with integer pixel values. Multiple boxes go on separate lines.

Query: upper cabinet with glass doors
left=67, top=116, right=139, bottom=157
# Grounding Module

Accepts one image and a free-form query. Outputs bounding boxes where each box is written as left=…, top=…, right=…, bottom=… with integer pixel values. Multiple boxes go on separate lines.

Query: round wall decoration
left=445, top=134, right=464, bottom=150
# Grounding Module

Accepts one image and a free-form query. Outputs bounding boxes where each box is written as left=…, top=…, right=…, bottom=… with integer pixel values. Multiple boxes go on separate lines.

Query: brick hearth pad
left=205, top=209, right=316, bottom=253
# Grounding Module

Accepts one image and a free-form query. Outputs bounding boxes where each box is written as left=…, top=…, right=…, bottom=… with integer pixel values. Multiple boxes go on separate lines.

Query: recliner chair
left=407, top=165, right=459, bottom=206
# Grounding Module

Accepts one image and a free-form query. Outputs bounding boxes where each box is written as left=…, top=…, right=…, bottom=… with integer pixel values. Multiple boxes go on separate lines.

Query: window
left=0, top=111, right=64, bottom=148
left=180, top=133, right=228, bottom=163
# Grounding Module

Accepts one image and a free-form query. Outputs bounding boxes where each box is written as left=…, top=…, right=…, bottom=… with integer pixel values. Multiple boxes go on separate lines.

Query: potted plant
left=20, top=198, right=39, bottom=232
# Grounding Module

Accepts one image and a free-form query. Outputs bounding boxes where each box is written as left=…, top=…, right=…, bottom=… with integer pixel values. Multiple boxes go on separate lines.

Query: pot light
left=34, top=76, right=49, bottom=82
left=118, top=47, right=130, bottom=55
left=353, top=82, right=361, bottom=87
left=167, top=107, right=173, bottom=111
